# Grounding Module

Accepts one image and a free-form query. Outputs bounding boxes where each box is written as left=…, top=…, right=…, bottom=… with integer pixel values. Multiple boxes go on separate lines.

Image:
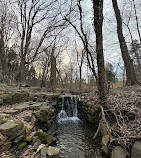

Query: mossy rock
left=12, top=91, right=29, bottom=103
left=1, top=93, right=12, bottom=104
left=37, top=130, right=54, bottom=145
left=39, top=106, right=51, bottom=123
left=16, top=142, right=27, bottom=151
left=0, top=120, right=26, bottom=140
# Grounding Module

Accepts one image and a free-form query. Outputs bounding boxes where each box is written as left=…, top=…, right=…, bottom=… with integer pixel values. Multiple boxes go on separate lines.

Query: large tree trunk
left=92, top=0, right=107, bottom=103
left=112, top=0, right=138, bottom=85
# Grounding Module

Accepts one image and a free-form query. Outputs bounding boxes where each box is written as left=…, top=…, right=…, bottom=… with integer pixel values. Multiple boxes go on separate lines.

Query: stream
left=55, top=95, right=100, bottom=158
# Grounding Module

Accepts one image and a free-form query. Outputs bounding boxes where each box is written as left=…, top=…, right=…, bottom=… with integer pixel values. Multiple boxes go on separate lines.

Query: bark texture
left=92, top=0, right=107, bottom=103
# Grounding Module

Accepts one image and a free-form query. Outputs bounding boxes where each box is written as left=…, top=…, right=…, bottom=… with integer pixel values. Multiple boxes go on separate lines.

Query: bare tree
left=64, top=0, right=98, bottom=84
left=0, top=1, right=15, bottom=79
left=92, top=0, right=107, bottom=103
left=12, top=0, right=66, bottom=82
left=132, top=0, right=141, bottom=44
left=112, top=0, right=138, bottom=85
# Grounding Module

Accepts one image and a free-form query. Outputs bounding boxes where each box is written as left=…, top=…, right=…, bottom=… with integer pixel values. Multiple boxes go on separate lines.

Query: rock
left=101, top=146, right=108, bottom=155
left=16, top=142, right=27, bottom=151
left=86, top=106, right=101, bottom=124
left=36, top=144, right=46, bottom=153
left=33, top=139, right=41, bottom=150
left=35, top=153, right=41, bottom=158
left=0, top=133, right=8, bottom=146
left=26, top=125, right=34, bottom=135
left=102, top=134, right=110, bottom=147
left=47, top=146, right=60, bottom=156
left=131, top=141, right=141, bottom=158
left=0, top=98, right=3, bottom=105
left=112, top=146, right=128, bottom=158
left=12, top=135, right=25, bottom=144
left=38, top=106, right=51, bottom=123
left=36, top=144, right=48, bottom=157
left=0, top=133, right=11, bottom=154
left=4, top=109, right=19, bottom=115
left=24, top=115, right=33, bottom=122
left=37, top=130, right=54, bottom=145
left=0, top=120, right=25, bottom=140
left=25, top=132, right=34, bottom=142
left=0, top=139, right=11, bottom=154
left=14, top=104, right=30, bottom=112
left=29, top=102, right=43, bottom=110
left=1, top=93, right=12, bottom=104
left=12, top=91, right=29, bottom=103
left=41, top=146, right=48, bottom=157
left=32, top=136, right=38, bottom=144
left=0, top=113, right=11, bottom=124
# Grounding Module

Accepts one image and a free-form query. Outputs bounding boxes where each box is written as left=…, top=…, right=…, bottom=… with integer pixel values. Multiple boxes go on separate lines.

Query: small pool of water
left=56, top=118, right=100, bottom=158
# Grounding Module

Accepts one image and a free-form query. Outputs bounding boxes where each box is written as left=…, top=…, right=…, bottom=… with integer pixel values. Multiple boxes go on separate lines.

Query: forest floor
left=81, top=85, right=141, bottom=149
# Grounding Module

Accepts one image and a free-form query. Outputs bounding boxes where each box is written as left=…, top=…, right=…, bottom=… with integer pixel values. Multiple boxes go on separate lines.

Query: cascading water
left=58, top=95, right=79, bottom=122
left=56, top=95, right=99, bottom=158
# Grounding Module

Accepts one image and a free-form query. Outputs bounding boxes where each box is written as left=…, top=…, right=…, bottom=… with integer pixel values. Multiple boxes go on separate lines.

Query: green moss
left=16, top=142, right=27, bottom=151
left=37, top=130, right=53, bottom=145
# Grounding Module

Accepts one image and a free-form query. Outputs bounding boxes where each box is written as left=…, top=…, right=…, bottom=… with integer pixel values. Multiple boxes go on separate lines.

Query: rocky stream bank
left=0, top=86, right=141, bottom=158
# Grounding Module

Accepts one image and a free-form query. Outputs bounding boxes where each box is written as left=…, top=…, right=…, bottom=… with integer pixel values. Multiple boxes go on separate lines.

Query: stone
left=37, top=130, right=54, bottom=145
left=12, top=135, right=25, bottom=144
left=12, top=91, right=29, bottom=103
left=38, top=106, right=51, bottom=123
left=25, top=132, right=34, bottom=142
left=101, top=146, right=108, bottom=155
left=47, top=146, right=60, bottom=156
left=33, top=139, right=41, bottom=150
left=0, top=113, right=11, bottom=124
left=41, top=146, right=48, bottom=157
left=26, top=125, right=34, bottom=135
left=36, top=144, right=46, bottom=153
left=86, top=106, right=101, bottom=124
left=4, top=109, right=19, bottom=115
left=29, top=102, right=43, bottom=110
left=14, top=104, right=30, bottom=112
left=24, top=115, right=33, bottom=122
left=112, top=146, right=128, bottom=158
left=0, top=120, right=25, bottom=140
left=102, top=134, right=110, bottom=147
left=0, top=139, right=11, bottom=154
left=1, top=94, right=12, bottom=104
left=32, top=136, right=38, bottom=144
left=35, top=153, right=41, bottom=158
left=131, top=141, right=141, bottom=158
left=0, top=133, right=8, bottom=146
left=0, top=98, right=3, bottom=105
left=16, top=142, right=27, bottom=151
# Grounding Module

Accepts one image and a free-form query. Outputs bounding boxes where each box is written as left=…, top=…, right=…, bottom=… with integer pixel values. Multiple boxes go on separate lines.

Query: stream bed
left=56, top=118, right=100, bottom=158
left=55, top=95, right=101, bottom=158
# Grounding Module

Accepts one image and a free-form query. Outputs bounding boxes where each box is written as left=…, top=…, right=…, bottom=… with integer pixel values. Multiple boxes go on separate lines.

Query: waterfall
left=58, top=95, right=79, bottom=122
